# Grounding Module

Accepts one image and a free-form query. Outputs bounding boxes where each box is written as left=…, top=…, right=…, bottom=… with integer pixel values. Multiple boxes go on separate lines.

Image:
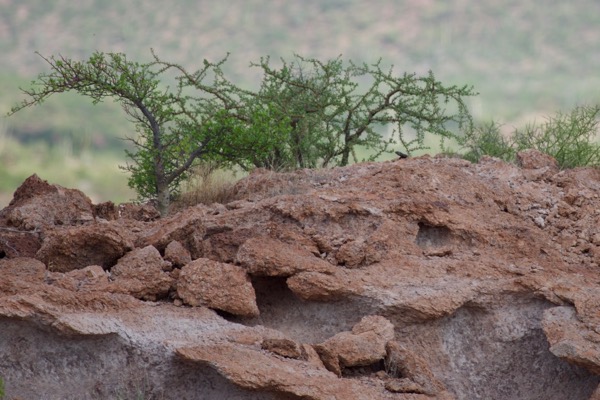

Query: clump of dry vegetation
left=169, top=163, right=239, bottom=213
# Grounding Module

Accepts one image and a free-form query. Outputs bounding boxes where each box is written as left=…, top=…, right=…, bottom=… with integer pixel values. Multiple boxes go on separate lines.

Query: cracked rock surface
left=2, top=150, right=600, bottom=399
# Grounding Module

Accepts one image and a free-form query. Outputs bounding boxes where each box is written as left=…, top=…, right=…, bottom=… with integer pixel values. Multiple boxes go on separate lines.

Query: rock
left=36, top=223, right=135, bottom=272
left=516, top=149, right=560, bottom=170
left=136, top=205, right=207, bottom=257
left=261, top=338, right=303, bottom=359
left=384, top=378, right=428, bottom=394
left=177, top=258, right=259, bottom=317
left=94, top=201, right=119, bottom=220
left=286, top=271, right=354, bottom=301
left=164, top=240, right=192, bottom=267
left=176, top=342, right=396, bottom=400
left=236, top=236, right=335, bottom=276
left=110, top=245, right=174, bottom=301
left=314, top=315, right=395, bottom=376
left=118, top=202, right=161, bottom=221
left=0, top=174, right=95, bottom=231
left=4, top=154, right=600, bottom=399
left=0, top=257, right=46, bottom=281
left=385, top=341, right=446, bottom=395
left=542, top=306, right=600, bottom=375
left=51, top=265, right=109, bottom=292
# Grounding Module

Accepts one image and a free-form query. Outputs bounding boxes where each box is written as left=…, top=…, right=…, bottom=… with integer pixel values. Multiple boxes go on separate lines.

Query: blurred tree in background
left=10, top=51, right=475, bottom=214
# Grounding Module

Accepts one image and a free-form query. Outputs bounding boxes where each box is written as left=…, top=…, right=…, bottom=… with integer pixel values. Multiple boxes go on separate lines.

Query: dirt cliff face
left=1, top=151, right=600, bottom=400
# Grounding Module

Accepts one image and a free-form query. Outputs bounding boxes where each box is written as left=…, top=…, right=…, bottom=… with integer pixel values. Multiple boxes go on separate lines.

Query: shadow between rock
left=229, top=276, right=370, bottom=344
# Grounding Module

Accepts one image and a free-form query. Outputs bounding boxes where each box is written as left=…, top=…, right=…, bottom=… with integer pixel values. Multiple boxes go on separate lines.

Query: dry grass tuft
left=169, top=163, right=240, bottom=213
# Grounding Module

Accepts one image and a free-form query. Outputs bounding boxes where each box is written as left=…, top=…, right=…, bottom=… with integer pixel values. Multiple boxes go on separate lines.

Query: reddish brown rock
left=516, top=148, right=560, bottom=170
left=117, top=202, right=161, bottom=221
left=164, top=240, right=192, bottom=267
left=110, top=245, right=174, bottom=301
left=236, top=236, right=334, bottom=276
left=0, top=256, right=46, bottom=280
left=51, top=265, right=109, bottom=292
left=542, top=306, right=600, bottom=375
left=4, top=153, right=600, bottom=399
left=36, top=223, right=135, bottom=272
left=177, top=258, right=259, bottom=317
left=385, top=341, right=446, bottom=395
left=261, top=338, right=304, bottom=359
left=176, top=343, right=400, bottom=400
left=0, top=174, right=95, bottom=231
left=314, top=315, right=395, bottom=376
left=136, top=205, right=207, bottom=257
left=286, top=271, right=355, bottom=301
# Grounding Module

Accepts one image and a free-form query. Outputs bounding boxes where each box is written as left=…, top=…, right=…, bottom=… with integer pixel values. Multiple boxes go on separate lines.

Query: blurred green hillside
left=1, top=0, right=599, bottom=206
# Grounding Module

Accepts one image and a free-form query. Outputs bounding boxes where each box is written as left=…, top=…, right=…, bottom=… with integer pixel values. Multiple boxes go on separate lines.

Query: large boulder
left=36, top=223, right=135, bottom=272
left=1, top=174, right=94, bottom=230
left=314, top=315, right=395, bottom=376
left=177, top=258, right=259, bottom=317
left=109, top=245, right=174, bottom=301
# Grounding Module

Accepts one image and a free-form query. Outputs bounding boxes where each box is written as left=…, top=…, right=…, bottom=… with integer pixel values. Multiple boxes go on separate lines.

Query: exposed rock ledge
left=1, top=150, right=600, bottom=399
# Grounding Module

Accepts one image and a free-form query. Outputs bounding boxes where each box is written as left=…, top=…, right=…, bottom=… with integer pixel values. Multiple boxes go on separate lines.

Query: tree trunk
left=154, top=155, right=170, bottom=216
left=340, top=147, right=350, bottom=166
left=156, top=179, right=170, bottom=216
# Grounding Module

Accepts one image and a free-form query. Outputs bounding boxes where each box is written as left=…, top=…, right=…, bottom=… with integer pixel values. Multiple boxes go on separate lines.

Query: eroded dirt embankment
left=2, top=150, right=600, bottom=400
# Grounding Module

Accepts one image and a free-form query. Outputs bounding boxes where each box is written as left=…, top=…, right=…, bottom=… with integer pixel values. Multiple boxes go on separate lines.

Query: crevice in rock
left=415, top=222, right=455, bottom=248
left=213, top=308, right=238, bottom=321
left=394, top=294, right=599, bottom=400
left=341, top=359, right=386, bottom=378
left=231, top=276, right=366, bottom=343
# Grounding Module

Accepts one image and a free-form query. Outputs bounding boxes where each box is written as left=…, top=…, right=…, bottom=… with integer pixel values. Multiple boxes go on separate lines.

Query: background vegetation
left=1, top=0, right=600, bottom=206
left=460, top=105, right=600, bottom=169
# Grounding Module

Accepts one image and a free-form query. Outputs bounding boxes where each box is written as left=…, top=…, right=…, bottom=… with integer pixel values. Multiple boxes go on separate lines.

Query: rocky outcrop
left=2, top=150, right=600, bottom=399
left=0, top=174, right=96, bottom=258
left=1, top=173, right=95, bottom=230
